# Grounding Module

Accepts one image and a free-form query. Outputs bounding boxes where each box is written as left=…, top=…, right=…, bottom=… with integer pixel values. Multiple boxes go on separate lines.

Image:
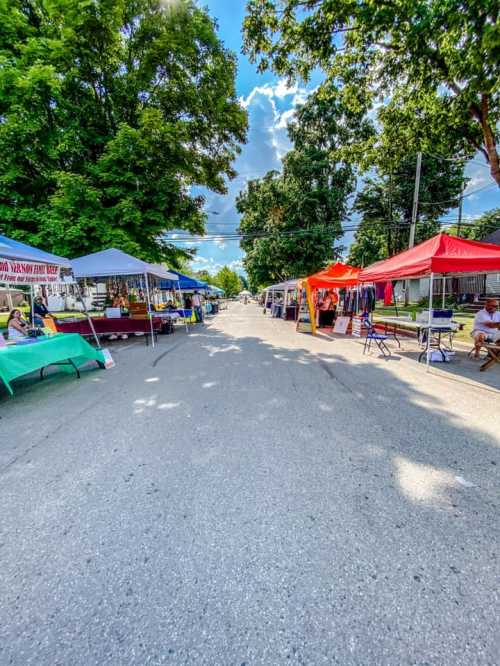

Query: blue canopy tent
left=159, top=269, right=208, bottom=292
left=0, top=234, right=71, bottom=267
left=159, top=270, right=209, bottom=323
left=208, top=285, right=224, bottom=296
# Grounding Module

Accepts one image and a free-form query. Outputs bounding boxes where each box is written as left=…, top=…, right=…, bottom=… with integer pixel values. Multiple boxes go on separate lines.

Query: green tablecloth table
left=0, top=333, right=105, bottom=396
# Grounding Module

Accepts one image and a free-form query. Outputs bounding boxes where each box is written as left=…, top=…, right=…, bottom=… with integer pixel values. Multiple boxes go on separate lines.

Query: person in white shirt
left=192, top=290, right=203, bottom=322
left=472, top=298, right=500, bottom=358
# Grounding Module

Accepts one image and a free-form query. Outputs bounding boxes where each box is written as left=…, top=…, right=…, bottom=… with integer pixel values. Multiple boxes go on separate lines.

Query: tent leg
left=178, top=280, right=189, bottom=334
left=442, top=275, right=446, bottom=308
left=4, top=282, right=13, bottom=311
left=144, top=272, right=155, bottom=349
left=31, top=284, right=36, bottom=328
left=426, top=273, right=434, bottom=372
left=75, top=280, right=100, bottom=348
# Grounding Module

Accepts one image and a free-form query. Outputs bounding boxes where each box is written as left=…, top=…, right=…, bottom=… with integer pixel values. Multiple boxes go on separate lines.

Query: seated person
left=7, top=309, right=29, bottom=340
left=112, top=293, right=129, bottom=309
left=472, top=298, right=500, bottom=358
left=33, top=296, right=51, bottom=327
left=165, top=300, right=176, bottom=311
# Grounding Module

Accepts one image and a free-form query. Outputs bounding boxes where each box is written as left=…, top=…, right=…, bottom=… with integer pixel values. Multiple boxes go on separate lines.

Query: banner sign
left=351, top=316, right=363, bottom=337
left=0, top=260, right=61, bottom=284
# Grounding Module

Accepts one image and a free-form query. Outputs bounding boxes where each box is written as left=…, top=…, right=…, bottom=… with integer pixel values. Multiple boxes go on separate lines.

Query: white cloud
left=464, top=158, right=492, bottom=197
left=274, top=79, right=299, bottom=99
left=178, top=78, right=316, bottom=272
left=228, top=259, right=244, bottom=272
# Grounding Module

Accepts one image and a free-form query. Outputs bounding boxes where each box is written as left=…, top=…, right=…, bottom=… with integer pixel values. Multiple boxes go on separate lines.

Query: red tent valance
left=359, top=233, right=500, bottom=282
left=303, top=262, right=361, bottom=289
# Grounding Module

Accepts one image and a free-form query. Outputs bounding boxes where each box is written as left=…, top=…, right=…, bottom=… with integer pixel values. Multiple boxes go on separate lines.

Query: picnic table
left=0, top=333, right=105, bottom=396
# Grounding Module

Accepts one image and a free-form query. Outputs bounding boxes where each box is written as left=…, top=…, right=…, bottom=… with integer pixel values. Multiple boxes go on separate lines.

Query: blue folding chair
left=363, top=318, right=391, bottom=357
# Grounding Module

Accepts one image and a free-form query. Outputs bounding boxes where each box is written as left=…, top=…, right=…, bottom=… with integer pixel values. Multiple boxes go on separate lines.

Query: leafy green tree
left=0, top=0, right=247, bottom=262
left=214, top=266, right=241, bottom=297
left=238, top=87, right=356, bottom=286
left=192, top=269, right=217, bottom=286
left=243, top=0, right=500, bottom=186
left=348, top=155, right=465, bottom=266
left=239, top=274, right=249, bottom=291
left=447, top=208, right=500, bottom=240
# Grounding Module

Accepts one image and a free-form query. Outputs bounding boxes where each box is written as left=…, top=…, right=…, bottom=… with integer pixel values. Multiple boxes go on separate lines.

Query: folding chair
left=363, top=318, right=391, bottom=357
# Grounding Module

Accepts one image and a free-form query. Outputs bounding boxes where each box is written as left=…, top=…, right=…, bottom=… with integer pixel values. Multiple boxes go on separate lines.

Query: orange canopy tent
left=302, top=262, right=361, bottom=289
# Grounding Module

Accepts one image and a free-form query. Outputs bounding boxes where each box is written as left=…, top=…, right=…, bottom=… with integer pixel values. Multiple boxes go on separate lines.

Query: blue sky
left=179, top=0, right=499, bottom=275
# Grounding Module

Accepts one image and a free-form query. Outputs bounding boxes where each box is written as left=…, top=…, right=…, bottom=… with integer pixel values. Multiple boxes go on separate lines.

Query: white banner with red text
left=0, top=259, right=61, bottom=284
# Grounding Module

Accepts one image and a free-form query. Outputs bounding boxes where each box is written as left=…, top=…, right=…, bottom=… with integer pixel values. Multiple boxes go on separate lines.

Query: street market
left=1, top=1, right=499, bottom=663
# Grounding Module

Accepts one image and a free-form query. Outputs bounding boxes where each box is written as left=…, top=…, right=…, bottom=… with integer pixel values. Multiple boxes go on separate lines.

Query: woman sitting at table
left=7, top=309, right=29, bottom=340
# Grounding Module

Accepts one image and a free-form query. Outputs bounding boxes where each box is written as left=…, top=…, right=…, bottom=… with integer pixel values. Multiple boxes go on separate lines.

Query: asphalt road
left=1, top=303, right=499, bottom=665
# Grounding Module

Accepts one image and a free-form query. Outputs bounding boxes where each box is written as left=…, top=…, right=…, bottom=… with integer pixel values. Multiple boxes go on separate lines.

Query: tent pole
left=442, top=275, right=446, bottom=308
left=426, top=273, right=434, bottom=372
left=178, top=280, right=189, bottom=334
left=144, top=272, right=155, bottom=348
left=75, top=280, right=100, bottom=348
left=31, top=284, right=35, bottom=329
left=4, top=281, right=14, bottom=311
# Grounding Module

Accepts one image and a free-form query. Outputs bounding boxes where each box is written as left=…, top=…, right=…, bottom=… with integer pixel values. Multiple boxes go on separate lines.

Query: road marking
left=455, top=475, right=475, bottom=488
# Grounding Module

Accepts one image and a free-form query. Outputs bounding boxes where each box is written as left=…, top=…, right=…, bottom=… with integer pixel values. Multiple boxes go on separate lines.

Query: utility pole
left=388, top=167, right=393, bottom=255
left=405, top=152, right=422, bottom=305
left=456, top=182, right=465, bottom=236
left=408, top=151, right=422, bottom=249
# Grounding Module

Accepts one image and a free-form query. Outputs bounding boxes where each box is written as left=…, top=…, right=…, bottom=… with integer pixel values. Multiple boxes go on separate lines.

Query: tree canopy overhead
left=243, top=0, right=500, bottom=186
left=0, top=0, right=247, bottom=262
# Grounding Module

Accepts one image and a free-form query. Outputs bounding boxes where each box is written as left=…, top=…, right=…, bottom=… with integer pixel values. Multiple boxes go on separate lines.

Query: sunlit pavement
left=1, top=302, right=499, bottom=665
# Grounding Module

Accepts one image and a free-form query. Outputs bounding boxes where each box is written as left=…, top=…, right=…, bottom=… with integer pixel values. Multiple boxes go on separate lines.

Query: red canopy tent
left=303, top=262, right=361, bottom=289
left=359, top=233, right=500, bottom=282
left=359, top=233, right=500, bottom=368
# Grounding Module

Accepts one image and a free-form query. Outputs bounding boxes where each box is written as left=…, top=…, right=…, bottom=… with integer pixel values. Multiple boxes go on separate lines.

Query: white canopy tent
left=264, top=279, right=298, bottom=314
left=71, top=249, right=180, bottom=346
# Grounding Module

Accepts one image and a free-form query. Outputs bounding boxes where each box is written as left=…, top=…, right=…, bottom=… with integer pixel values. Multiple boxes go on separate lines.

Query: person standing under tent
left=192, top=290, right=203, bottom=323
left=472, top=298, right=500, bottom=358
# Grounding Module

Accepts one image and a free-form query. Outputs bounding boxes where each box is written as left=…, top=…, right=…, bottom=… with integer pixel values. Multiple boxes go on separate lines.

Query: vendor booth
left=69, top=248, right=179, bottom=347
left=359, top=233, right=500, bottom=367
left=264, top=280, right=298, bottom=319
left=0, top=235, right=105, bottom=395
left=159, top=270, right=209, bottom=319
left=299, top=263, right=362, bottom=332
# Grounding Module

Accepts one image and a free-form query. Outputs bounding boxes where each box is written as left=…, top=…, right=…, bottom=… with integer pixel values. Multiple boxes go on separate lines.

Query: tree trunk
left=469, top=95, right=500, bottom=187
left=480, top=99, right=500, bottom=187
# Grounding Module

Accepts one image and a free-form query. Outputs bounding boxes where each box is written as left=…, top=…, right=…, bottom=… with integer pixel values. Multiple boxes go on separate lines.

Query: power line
left=419, top=182, right=498, bottom=206
left=423, top=151, right=492, bottom=170
left=164, top=218, right=486, bottom=244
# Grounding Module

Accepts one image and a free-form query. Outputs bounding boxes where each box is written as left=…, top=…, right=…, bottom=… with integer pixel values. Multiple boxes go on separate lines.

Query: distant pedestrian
left=192, top=290, right=203, bottom=322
